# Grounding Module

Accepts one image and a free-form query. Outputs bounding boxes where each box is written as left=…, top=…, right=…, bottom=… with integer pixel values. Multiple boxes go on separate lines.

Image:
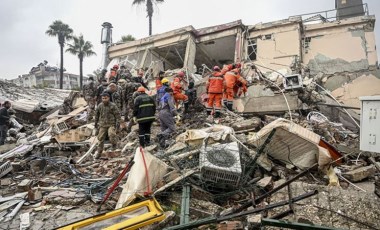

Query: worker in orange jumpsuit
left=206, top=66, right=224, bottom=120
left=171, top=71, right=189, bottom=113
left=223, top=63, right=246, bottom=111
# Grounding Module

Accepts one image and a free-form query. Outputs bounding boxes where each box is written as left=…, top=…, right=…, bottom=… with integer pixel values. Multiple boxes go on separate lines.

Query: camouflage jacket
left=82, top=82, right=97, bottom=98
left=124, top=82, right=141, bottom=108
left=108, top=90, right=123, bottom=112
left=95, top=102, right=122, bottom=128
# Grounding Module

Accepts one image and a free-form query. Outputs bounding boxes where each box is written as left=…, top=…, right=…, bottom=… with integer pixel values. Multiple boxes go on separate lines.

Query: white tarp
left=116, top=147, right=168, bottom=209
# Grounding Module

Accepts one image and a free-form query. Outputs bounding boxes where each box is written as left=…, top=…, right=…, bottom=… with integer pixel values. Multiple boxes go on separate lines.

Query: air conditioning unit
left=283, top=74, right=303, bottom=90
left=199, top=142, right=242, bottom=187
left=0, top=161, right=12, bottom=178
left=55, top=121, right=69, bottom=133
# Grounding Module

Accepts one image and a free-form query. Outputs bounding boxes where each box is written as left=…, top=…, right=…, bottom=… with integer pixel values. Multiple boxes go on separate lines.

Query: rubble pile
left=0, top=67, right=379, bottom=230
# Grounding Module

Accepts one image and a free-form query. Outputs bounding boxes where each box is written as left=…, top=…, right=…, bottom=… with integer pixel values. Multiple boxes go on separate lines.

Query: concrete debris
left=0, top=8, right=379, bottom=230
left=342, top=165, right=376, bottom=182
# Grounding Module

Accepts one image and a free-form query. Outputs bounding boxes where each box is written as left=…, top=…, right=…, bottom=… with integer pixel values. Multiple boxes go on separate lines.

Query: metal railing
left=291, top=3, right=369, bottom=23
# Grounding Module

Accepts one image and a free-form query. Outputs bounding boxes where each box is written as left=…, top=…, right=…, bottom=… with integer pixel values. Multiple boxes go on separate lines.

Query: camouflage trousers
left=85, top=96, right=96, bottom=121
left=97, top=126, right=117, bottom=149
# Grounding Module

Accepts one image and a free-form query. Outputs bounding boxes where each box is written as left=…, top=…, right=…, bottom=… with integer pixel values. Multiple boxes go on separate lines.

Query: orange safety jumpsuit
left=171, top=77, right=188, bottom=107
left=223, top=68, right=244, bottom=110
left=206, top=71, right=224, bottom=117
left=155, top=79, right=163, bottom=90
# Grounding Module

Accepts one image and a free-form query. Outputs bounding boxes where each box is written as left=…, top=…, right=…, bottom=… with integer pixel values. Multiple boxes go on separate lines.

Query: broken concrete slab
left=233, top=93, right=301, bottom=114
left=231, top=117, right=261, bottom=132
left=342, top=165, right=376, bottom=182
left=17, top=179, right=32, bottom=192
left=45, top=190, right=87, bottom=206
left=257, top=176, right=273, bottom=189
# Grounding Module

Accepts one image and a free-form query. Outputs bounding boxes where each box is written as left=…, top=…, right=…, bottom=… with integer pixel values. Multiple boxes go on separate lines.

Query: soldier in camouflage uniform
left=58, top=98, right=72, bottom=115
left=95, top=79, right=109, bottom=105
left=94, top=92, right=126, bottom=158
left=123, top=82, right=141, bottom=121
left=106, top=83, right=123, bottom=113
left=82, top=77, right=97, bottom=121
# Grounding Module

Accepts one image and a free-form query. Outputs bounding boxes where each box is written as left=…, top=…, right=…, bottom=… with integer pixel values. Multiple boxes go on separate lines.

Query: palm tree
left=46, top=20, right=73, bottom=89
left=66, top=35, right=96, bottom=89
left=132, top=0, right=164, bottom=36
left=119, top=34, right=136, bottom=43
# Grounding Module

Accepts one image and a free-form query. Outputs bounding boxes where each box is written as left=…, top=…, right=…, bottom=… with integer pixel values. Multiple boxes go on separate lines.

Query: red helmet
left=113, top=64, right=119, bottom=69
left=177, top=71, right=185, bottom=78
left=213, top=66, right=220, bottom=71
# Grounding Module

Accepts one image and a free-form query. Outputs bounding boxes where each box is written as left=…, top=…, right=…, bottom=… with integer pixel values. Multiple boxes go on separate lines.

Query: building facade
left=12, top=65, right=86, bottom=90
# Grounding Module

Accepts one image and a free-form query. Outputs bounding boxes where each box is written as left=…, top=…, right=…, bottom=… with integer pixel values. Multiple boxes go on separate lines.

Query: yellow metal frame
left=58, top=198, right=166, bottom=230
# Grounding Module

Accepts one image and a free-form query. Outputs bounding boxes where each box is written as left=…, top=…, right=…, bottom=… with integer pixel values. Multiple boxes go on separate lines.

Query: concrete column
left=183, top=37, right=196, bottom=73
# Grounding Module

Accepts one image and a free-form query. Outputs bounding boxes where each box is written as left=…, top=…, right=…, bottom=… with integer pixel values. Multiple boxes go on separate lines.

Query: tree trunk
left=79, top=57, right=83, bottom=90
left=149, top=15, right=152, bottom=36
left=60, top=43, right=64, bottom=89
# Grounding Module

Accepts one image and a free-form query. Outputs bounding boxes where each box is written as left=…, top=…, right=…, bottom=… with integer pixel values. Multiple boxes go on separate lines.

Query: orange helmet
left=137, top=86, right=146, bottom=92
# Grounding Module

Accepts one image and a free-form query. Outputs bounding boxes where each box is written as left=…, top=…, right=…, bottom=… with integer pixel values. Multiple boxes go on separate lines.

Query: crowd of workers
left=0, top=63, right=247, bottom=156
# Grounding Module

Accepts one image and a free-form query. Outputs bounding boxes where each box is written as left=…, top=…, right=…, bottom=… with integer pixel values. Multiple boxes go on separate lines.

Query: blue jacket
left=156, top=85, right=168, bottom=104
left=160, top=93, right=177, bottom=116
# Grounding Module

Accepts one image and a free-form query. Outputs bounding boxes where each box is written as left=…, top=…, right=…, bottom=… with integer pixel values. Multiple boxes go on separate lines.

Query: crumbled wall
left=248, top=23, right=301, bottom=74
left=304, top=21, right=378, bottom=76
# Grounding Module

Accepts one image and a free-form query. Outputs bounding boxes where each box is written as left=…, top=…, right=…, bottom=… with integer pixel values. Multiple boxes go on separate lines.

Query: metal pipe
left=230, top=163, right=318, bottom=215
left=164, top=190, right=318, bottom=230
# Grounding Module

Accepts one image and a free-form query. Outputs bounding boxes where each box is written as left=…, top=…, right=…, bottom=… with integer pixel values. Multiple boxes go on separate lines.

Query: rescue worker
left=58, top=98, right=73, bottom=115
left=99, top=69, right=107, bottom=83
left=133, top=87, right=156, bottom=147
left=95, top=79, right=109, bottom=105
left=155, top=71, right=165, bottom=90
left=186, top=81, right=197, bottom=106
left=171, top=71, right=189, bottom=113
left=108, top=64, right=119, bottom=83
left=133, top=70, right=149, bottom=89
left=0, top=101, right=11, bottom=145
left=223, top=63, right=246, bottom=111
left=117, top=65, right=127, bottom=81
left=156, top=78, right=170, bottom=105
left=123, top=82, right=141, bottom=121
left=94, top=92, right=125, bottom=158
left=106, top=83, right=123, bottom=113
left=206, top=66, right=224, bottom=121
left=82, top=76, right=97, bottom=120
left=158, top=87, right=177, bottom=148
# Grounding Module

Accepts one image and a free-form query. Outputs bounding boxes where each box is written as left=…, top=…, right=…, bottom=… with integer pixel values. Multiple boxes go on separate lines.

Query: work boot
left=139, top=135, right=145, bottom=147
left=145, top=134, right=151, bottom=146
left=184, top=102, right=189, bottom=113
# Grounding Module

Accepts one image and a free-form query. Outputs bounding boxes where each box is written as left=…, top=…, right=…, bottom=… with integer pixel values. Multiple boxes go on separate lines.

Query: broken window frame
left=247, top=38, right=258, bottom=61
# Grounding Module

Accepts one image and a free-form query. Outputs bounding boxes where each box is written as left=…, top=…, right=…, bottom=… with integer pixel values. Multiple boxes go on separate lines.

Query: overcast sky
left=0, top=0, right=379, bottom=79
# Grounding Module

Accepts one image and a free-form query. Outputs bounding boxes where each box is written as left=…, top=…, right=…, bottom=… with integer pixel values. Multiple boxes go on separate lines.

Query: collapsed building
left=0, top=3, right=380, bottom=230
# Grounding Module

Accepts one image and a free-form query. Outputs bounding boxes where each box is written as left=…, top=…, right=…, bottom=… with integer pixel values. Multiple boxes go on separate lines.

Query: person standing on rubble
left=157, top=87, right=177, bottom=148
left=133, top=87, right=156, bottom=147
left=171, top=71, right=189, bottom=113
left=156, top=78, right=170, bottom=105
left=223, top=63, right=246, bottom=111
left=82, top=76, right=97, bottom=121
left=96, top=79, right=109, bottom=105
left=123, top=81, right=141, bottom=123
left=94, top=92, right=125, bottom=158
left=206, top=66, right=224, bottom=122
left=0, top=101, right=11, bottom=145
left=108, top=65, right=119, bottom=83
left=106, top=83, right=123, bottom=114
